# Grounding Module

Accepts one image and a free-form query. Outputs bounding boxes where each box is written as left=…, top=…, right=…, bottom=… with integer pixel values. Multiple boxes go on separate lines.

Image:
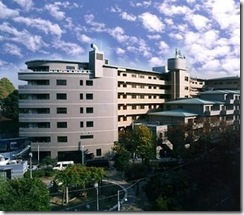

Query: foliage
left=132, top=125, right=155, bottom=164
left=0, top=177, right=50, bottom=211
left=125, top=163, right=147, bottom=181
left=0, top=78, right=15, bottom=100
left=54, top=164, right=105, bottom=204
left=1, top=90, right=19, bottom=120
left=39, top=156, right=57, bottom=168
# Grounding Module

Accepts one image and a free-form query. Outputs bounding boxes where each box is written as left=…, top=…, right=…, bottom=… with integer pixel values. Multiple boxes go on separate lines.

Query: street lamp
left=94, top=182, right=99, bottom=211
left=118, top=190, right=127, bottom=211
left=29, top=152, right=33, bottom=179
left=81, top=145, right=84, bottom=165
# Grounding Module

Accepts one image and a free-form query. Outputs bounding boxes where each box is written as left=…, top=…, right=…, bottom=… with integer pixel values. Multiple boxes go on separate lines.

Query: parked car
left=53, top=161, right=74, bottom=171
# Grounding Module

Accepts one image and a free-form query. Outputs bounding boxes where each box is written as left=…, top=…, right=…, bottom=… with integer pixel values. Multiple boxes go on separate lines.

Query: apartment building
left=18, top=44, right=239, bottom=159
left=204, top=76, right=240, bottom=90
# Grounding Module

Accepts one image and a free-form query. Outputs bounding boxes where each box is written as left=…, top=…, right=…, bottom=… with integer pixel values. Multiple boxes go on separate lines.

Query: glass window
left=96, top=149, right=102, bottom=156
left=57, top=136, right=67, bottom=142
left=80, top=80, right=83, bottom=86
left=86, top=94, right=93, bottom=100
left=80, top=107, right=83, bottom=113
left=86, top=121, right=94, bottom=127
left=86, top=107, right=93, bottom=113
left=86, top=80, right=93, bottom=86
left=57, top=107, right=67, bottom=114
left=80, top=135, right=94, bottom=139
left=80, top=121, right=84, bottom=127
left=57, top=122, right=67, bottom=128
left=56, top=80, right=67, bottom=85
left=80, top=94, right=83, bottom=100
left=56, top=93, right=67, bottom=100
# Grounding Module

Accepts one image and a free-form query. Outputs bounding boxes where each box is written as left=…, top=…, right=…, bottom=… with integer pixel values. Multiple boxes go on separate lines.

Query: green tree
left=132, top=125, right=155, bottom=164
left=0, top=78, right=15, bottom=100
left=0, top=177, right=50, bottom=211
left=1, top=90, right=19, bottom=120
left=112, top=142, right=131, bottom=179
left=54, top=164, right=105, bottom=204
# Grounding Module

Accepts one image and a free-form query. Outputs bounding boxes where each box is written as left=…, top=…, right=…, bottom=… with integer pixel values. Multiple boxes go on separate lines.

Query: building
left=204, top=76, right=240, bottom=91
left=18, top=44, right=240, bottom=160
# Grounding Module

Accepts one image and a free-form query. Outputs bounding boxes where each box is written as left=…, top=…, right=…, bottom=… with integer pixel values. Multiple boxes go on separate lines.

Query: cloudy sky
left=0, top=0, right=240, bottom=87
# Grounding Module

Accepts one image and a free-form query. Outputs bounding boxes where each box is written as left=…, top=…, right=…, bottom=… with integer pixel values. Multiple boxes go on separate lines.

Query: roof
left=200, top=90, right=240, bottom=95
left=165, top=98, right=223, bottom=105
left=205, top=76, right=240, bottom=81
left=148, top=109, right=198, bottom=117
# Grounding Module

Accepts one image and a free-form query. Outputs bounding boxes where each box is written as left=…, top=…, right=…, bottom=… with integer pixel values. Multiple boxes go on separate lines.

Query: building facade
left=18, top=45, right=240, bottom=160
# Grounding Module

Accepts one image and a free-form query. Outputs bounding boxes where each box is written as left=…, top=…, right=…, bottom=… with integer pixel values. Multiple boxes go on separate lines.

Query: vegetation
left=54, top=164, right=105, bottom=204
left=0, top=177, right=50, bottom=211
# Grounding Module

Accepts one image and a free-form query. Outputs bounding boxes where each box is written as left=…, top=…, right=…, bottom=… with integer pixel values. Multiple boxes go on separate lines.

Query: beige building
left=18, top=44, right=239, bottom=160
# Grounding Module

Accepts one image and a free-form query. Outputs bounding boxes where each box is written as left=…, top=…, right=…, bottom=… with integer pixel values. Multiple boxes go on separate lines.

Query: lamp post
left=81, top=145, right=84, bottom=165
left=29, top=152, right=33, bottom=179
left=94, top=182, right=99, bottom=211
left=117, top=190, right=121, bottom=211
left=118, top=190, right=127, bottom=211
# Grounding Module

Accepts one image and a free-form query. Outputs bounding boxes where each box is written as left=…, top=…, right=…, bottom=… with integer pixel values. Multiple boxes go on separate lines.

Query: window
left=80, top=107, right=83, bottom=113
left=122, top=73, right=127, bottom=77
left=140, top=95, right=144, bottom=99
left=139, top=75, right=144, bottom=78
left=86, top=121, right=94, bottom=127
left=86, top=80, right=93, bottom=86
left=132, top=105, right=136, bottom=110
left=123, top=94, right=127, bottom=99
left=66, top=66, right=75, bottom=70
left=57, top=107, right=67, bottom=114
left=30, top=136, right=51, bottom=143
left=185, top=86, right=189, bottom=90
left=86, top=107, right=93, bottom=113
left=132, top=74, right=136, bottom=78
left=86, top=94, right=93, bottom=100
left=56, top=93, right=67, bottom=100
left=140, top=105, right=144, bottom=109
left=80, top=135, right=94, bottom=139
left=132, top=84, right=136, bottom=88
left=80, top=94, right=83, bottom=100
left=185, top=76, right=189, bottom=81
left=123, top=84, right=127, bottom=88
left=132, top=94, right=136, bottom=99
left=56, top=79, right=67, bottom=85
left=57, top=122, right=67, bottom=128
left=57, top=136, right=67, bottom=142
left=80, top=80, right=83, bottom=86
left=96, top=53, right=103, bottom=60
left=80, top=122, right=84, bottom=127
left=96, top=149, right=102, bottom=156
left=123, top=105, right=127, bottom=110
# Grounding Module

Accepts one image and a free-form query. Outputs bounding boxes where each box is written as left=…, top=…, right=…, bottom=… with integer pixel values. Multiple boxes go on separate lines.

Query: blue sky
left=0, top=0, right=240, bottom=87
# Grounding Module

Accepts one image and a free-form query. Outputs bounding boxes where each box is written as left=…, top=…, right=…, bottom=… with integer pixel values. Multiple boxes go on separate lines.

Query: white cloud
left=110, top=5, right=122, bottom=13
left=147, top=34, right=161, bottom=40
left=13, top=16, right=63, bottom=37
left=159, top=2, right=191, bottom=17
left=45, top=3, right=65, bottom=20
left=186, top=14, right=210, bottom=31
left=0, top=22, right=46, bottom=52
left=52, top=40, right=84, bottom=56
left=0, top=2, right=19, bottom=19
left=109, top=26, right=128, bottom=43
left=4, top=43, right=22, bottom=57
left=130, top=1, right=152, bottom=8
left=139, top=12, right=164, bottom=32
left=84, top=14, right=106, bottom=32
left=148, top=57, right=164, bottom=66
left=120, top=12, right=137, bottom=21
left=79, top=34, right=92, bottom=43
left=159, top=41, right=169, bottom=50
left=116, top=47, right=125, bottom=55
left=12, top=0, right=33, bottom=11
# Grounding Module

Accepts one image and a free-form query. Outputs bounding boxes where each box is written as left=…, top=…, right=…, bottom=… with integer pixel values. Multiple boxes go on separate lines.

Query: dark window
left=66, top=66, right=75, bottom=70
left=86, top=107, right=93, bottom=113
left=80, top=80, right=83, bottom=86
left=185, top=76, right=189, bottom=81
left=132, top=105, right=136, bottom=109
left=56, top=79, right=67, bottom=85
left=57, top=107, right=67, bottom=114
left=86, top=94, right=93, bottom=100
left=57, top=136, right=67, bottom=142
left=86, top=121, right=94, bottom=127
left=96, top=149, right=102, bottom=156
left=96, top=53, right=103, bottom=60
left=57, top=122, right=67, bottom=128
left=80, top=135, right=94, bottom=139
left=86, top=80, right=93, bottom=86
left=80, top=94, right=83, bottom=100
left=30, top=137, right=51, bottom=143
left=80, top=107, right=83, bottom=113
left=56, top=93, right=67, bottom=100
left=80, top=122, right=84, bottom=127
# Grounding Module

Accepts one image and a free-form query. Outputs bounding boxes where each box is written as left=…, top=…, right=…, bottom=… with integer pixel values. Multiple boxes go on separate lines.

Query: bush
left=125, top=163, right=147, bottom=181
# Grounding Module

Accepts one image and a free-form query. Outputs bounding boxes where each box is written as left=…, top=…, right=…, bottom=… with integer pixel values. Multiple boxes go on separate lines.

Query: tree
left=0, top=78, right=15, bottom=100
left=0, top=177, right=50, bottom=211
left=1, top=90, right=19, bottom=120
left=112, top=142, right=131, bottom=179
left=54, top=164, right=105, bottom=204
left=132, top=125, right=155, bottom=164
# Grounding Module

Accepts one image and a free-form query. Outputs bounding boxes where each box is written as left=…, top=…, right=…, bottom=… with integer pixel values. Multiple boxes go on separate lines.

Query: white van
left=53, top=161, right=74, bottom=171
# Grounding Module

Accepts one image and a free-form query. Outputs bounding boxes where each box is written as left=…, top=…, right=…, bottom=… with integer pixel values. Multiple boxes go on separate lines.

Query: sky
left=0, top=0, right=240, bottom=88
